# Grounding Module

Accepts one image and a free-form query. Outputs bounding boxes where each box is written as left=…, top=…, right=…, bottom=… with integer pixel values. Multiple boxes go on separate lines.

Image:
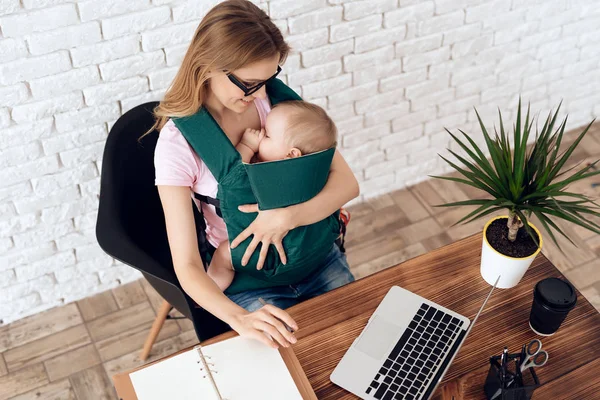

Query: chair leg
left=141, top=300, right=172, bottom=361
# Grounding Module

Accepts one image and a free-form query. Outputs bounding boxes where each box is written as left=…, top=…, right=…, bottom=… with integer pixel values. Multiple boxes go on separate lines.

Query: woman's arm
left=231, top=150, right=359, bottom=267
left=157, top=185, right=298, bottom=348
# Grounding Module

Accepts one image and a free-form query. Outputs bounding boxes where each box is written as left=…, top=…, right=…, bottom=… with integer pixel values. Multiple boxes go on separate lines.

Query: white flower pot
left=480, top=216, right=543, bottom=289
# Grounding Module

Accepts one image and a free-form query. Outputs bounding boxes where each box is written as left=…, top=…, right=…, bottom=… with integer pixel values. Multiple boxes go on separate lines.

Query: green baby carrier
left=173, top=79, right=342, bottom=294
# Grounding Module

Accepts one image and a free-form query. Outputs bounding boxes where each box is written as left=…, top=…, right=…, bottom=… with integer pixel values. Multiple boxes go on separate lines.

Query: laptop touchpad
left=355, top=315, right=402, bottom=360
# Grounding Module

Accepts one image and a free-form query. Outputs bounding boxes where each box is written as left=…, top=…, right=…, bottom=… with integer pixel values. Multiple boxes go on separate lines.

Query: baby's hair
left=273, top=101, right=337, bottom=155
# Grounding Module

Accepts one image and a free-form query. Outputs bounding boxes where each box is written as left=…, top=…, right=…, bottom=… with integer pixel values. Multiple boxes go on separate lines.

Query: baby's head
left=258, top=101, right=337, bottom=162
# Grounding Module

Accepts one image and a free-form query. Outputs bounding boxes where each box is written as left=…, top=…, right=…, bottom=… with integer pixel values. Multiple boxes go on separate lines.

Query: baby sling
left=173, top=79, right=342, bottom=294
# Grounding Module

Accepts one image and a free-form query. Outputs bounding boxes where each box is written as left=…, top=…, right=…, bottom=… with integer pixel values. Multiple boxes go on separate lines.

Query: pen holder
left=483, top=356, right=540, bottom=400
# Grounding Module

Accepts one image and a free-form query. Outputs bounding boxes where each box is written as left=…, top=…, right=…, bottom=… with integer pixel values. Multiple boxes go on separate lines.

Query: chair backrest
left=97, top=102, right=175, bottom=281
left=96, top=102, right=228, bottom=341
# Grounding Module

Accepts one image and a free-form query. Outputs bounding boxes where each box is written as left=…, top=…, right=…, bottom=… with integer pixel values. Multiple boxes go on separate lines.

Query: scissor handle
left=526, top=339, right=542, bottom=356
left=520, top=350, right=549, bottom=371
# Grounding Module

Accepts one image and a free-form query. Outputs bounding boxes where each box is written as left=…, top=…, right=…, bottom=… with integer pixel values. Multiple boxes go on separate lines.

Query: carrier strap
left=194, top=192, right=222, bottom=218
left=266, top=78, right=302, bottom=105
left=173, top=108, right=241, bottom=182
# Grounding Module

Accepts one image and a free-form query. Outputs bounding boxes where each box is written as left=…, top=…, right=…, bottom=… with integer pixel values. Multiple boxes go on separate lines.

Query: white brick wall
left=1, top=0, right=599, bottom=325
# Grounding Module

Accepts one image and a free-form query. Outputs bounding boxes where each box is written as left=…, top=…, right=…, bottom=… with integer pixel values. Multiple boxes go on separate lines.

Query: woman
left=150, top=0, right=359, bottom=350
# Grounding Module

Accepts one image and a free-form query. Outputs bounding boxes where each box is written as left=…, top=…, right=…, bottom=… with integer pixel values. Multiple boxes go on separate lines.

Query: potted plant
left=432, top=99, right=600, bottom=289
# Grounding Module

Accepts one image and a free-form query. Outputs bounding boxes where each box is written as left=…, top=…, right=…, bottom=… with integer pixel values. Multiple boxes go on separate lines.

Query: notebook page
left=205, top=336, right=303, bottom=400
left=130, top=336, right=303, bottom=400
left=130, top=348, right=219, bottom=400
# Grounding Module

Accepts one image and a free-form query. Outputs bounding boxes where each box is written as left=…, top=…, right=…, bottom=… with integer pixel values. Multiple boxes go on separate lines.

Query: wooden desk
left=114, top=234, right=600, bottom=399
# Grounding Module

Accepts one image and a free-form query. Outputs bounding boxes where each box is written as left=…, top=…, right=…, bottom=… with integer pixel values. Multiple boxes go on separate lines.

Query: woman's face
left=209, top=53, right=280, bottom=114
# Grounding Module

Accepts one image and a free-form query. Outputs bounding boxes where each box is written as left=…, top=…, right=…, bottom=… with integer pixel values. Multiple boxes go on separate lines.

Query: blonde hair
left=142, top=0, right=290, bottom=138
left=274, top=101, right=338, bottom=154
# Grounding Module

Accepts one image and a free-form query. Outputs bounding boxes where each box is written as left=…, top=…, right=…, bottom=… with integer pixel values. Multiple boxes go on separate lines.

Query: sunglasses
left=226, top=65, right=282, bottom=96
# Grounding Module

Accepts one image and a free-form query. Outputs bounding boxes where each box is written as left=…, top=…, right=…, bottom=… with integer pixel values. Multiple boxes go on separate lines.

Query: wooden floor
left=0, top=123, right=598, bottom=399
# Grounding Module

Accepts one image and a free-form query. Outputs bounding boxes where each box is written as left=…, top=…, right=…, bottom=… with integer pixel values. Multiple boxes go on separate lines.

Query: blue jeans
left=227, top=244, right=355, bottom=312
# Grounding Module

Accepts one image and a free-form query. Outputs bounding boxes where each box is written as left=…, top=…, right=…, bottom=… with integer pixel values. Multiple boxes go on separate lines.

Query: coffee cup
left=529, top=277, right=577, bottom=336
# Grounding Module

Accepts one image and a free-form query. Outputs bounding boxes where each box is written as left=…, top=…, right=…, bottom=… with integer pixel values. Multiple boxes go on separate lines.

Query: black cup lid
left=535, top=277, right=577, bottom=310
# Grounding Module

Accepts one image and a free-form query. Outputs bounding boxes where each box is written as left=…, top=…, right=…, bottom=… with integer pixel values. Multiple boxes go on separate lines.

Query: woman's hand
left=230, top=204, right=293, bottom=270
left=229, top=304, right=298, bottom=349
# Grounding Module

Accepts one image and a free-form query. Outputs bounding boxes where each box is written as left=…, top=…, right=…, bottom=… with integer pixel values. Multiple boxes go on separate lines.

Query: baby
left=207, top=100, right=338, bottom=291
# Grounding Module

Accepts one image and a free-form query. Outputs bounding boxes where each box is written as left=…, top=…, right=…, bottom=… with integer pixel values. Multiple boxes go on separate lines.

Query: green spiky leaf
left=434, top=98, right=599, bottom=251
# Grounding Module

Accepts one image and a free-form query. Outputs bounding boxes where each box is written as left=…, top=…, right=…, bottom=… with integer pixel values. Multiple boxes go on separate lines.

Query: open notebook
left=130, top=336, right=304, bottom=400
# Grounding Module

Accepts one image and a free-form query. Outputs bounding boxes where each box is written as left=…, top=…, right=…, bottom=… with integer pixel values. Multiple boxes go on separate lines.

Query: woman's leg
left=226, top=244, right=354, bottom=312
left=227, top=285, right=300, bottom=312
left=295, top=244, right=355, bottom=299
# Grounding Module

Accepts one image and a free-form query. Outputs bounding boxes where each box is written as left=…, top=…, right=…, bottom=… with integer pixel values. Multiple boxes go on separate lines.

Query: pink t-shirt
left=154, top=98, right=272, bottom=248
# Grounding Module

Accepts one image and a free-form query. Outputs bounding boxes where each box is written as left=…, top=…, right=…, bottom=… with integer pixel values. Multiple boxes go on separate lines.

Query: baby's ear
left=288, top=148, right=302, bottom=158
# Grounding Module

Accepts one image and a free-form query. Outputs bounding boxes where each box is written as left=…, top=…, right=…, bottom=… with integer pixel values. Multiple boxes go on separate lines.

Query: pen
left=258, top=297, right=295, bottom=333
left=501, top=347, right=508, bottom=386
left=491, top=349, right=509, bottom=400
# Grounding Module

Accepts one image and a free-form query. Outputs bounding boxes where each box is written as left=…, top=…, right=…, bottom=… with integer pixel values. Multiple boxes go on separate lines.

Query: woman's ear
left=287, top=148, right=302, bottom=158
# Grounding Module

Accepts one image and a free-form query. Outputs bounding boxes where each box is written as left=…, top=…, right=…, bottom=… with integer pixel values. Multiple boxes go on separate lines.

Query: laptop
left=331, top=277, right=499, bottom=400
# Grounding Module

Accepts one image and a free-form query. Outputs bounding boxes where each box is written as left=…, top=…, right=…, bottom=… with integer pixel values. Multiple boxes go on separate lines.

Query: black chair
left=96, top=101, right=229, bottom=360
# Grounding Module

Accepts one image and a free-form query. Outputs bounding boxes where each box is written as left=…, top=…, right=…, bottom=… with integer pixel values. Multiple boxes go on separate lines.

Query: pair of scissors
left=519, top=339, right=549, bottom=372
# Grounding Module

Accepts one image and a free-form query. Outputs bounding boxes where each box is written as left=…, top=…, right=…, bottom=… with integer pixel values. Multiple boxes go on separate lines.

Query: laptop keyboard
left=365, top=303, right=462, bottom=400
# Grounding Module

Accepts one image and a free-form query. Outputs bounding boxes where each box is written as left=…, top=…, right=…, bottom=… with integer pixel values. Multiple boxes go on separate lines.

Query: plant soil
left=485, top=218, right=540, bottom=258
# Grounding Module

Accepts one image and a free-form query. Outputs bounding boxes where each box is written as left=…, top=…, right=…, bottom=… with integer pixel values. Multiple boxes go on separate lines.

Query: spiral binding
left=195, top=345, right=225, bottom=400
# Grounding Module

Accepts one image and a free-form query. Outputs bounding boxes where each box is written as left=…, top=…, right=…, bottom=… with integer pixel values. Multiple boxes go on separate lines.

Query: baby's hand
left=241, top=128, right=265, bottom=153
